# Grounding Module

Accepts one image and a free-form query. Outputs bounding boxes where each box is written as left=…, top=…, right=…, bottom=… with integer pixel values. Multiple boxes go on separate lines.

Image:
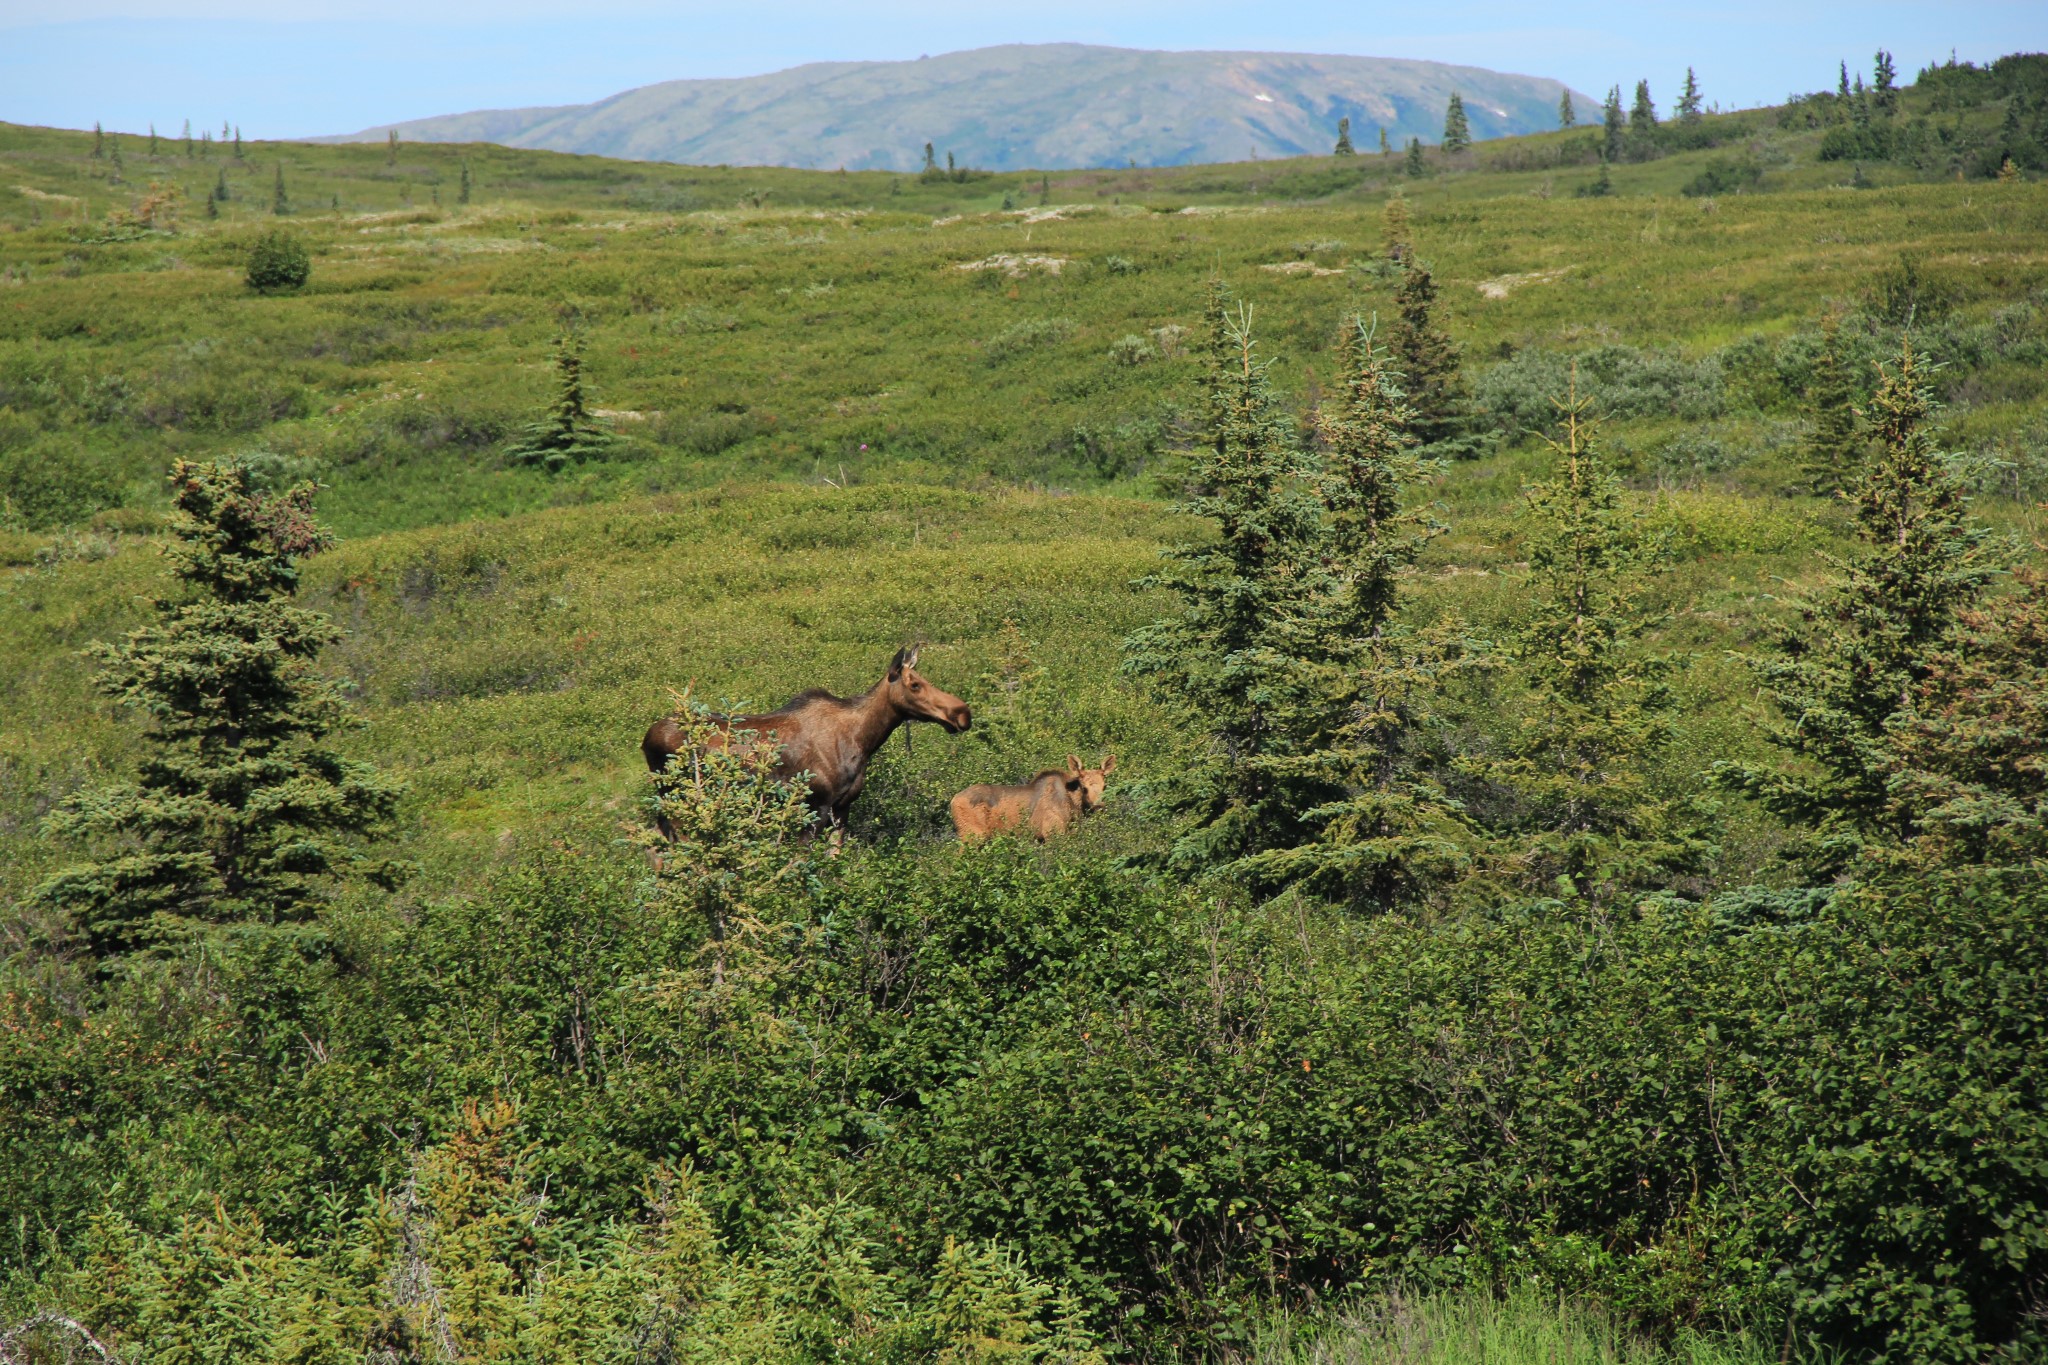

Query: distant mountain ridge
left=324, top=43, right=1593, bottom=172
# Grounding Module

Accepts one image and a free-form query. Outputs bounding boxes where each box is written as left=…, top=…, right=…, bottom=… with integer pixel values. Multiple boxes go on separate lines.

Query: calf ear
left=1101, top=753, right=1117, bottom=774
left=1066, top=754, right=1082, bottom=774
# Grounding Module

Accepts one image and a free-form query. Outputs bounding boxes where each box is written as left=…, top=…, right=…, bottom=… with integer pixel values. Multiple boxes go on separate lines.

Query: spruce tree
left=35, top=460, right=401, bottom=957
left=182, top=118, right=192, bottom=156
left=1442, top=92, right=1472, bottom=154
left=1334, top=116, right=1356, bottom=156
left=1236, top=319, right=1466, bottom=906
left=233, top=126, right=242, bottom=158
left=1838, top=61, right=1851, bottom=102
left=212, top=165, right=230, bottom=207
left=1885, top=568, right=2048, bottom=869
left=1405, top=137, right=1426, bottom=178
left=505, top=333, right=620, bottom=473
left=271, top=162, right=288, bottom=215
left=386, top=129, right=399, bottom=166
left=1799, top=315, right=1864, bottom=495
left=1379, top=126, right=1391, bottom=157
left=108, top=138, right=124, bottom=184
left=458, top=158, right=473, bottom=205
left=1602, top=86, right=1626, bottom=163
left=1629, top=80, right=1658, bottom=134
left=1719, top=345, right=1997, bottom=875
left=1389, top=262, right=1482, bottom=458
left=1122, top=285, right=1328, bottom=876
left=1676, top=68, right=1703, bottom=124
left=1873, top=49, right=1898, bottom=116
left=1559, top=90, right=1577, bottom=128
left=93, top=121, right=104, bottom=159
left=1381, top=193, right=1412, bottom=263
left=148, top=123, right=158, bottom=155
left=1462, top=376, right=1705, bottom=900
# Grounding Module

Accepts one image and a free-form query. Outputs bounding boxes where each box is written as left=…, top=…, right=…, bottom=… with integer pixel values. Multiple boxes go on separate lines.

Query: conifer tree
left=35, top=460, right=401, bottom=957
left=1389, top=262, right=1482, bottom=458
left=148, top=123, right=158, bottom=155
left=1559, top=90, right=1577, bottom=128
left=1378, top=126, right=1391, bottom=157
left=1873, top=49, right=1898, bottom=116
left=1676, top=68, right=1703, bottom=123
left=386, top=129, right=399, bottom=166
left=1719, top=345, right=1997, bottom=875
left=1334, top=116, right=1356, bottom=156
left=1381, top=193, right=1412, bottom=262
left=1884, top=568, right=2048, bottom=869
left=1405, top=137, right=1426, bottom=178
left=1122, top=285, right=1328, bottom=876
left=212, top=165, right=230, bottom=207
left=108, top=138, right=124, bottom=184
left=505, top=333, right=620, bottom=473
left=1462, top=376, right=1706, bottom=899
left=1800, top=315, right=1864, bottom=495
left=182, top=119, right=192, bottom=156
left=1837, top=61, right=1851, bottom=103
left=271, top=162, right=288, bottom=215
left=1602, top=86, right=1626, bottom=163
left=201, top=128, right=212, bottom=156
left=93, top=121, right=104, bottom=159
left=233, top=125, right=243, bottom=158
left=1630, top=80, right=1658, bottom=133
left=458, top=157, right=473, bottom=205
left=1236, top=320, right=1467, bottom=905
left=1442, top=92, right=1472, bottom=154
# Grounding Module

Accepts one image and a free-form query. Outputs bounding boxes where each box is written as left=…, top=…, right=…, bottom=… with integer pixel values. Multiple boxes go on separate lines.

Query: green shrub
left=243, top=228, right=311, bottom=293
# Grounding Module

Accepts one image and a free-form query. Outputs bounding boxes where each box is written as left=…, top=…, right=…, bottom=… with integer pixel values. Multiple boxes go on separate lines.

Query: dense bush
left=244, top=227, right=311, bottom=293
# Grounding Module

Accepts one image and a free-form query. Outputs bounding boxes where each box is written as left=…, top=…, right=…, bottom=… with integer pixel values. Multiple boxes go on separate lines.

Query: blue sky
left=1, top=0, right=2039, bottom=142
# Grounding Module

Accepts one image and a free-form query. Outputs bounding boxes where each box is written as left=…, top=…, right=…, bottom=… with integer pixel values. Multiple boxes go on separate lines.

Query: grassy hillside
left=1, top=58, right=2046, bottom=1363
left=323, top=44, right=1591, bottom=172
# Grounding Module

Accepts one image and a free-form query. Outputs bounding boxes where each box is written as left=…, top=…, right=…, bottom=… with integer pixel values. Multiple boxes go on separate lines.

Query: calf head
left=886, top=646, right=972, bottom=733
left=1065, top=753, right=1117, bottom=812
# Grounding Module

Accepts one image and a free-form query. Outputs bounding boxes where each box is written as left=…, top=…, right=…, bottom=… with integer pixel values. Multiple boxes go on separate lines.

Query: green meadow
left=1, top=56, right=2045, bottom=1363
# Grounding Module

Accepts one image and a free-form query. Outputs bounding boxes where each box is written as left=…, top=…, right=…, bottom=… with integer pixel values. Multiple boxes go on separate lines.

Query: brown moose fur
left=950, top=754, right=1116, bottom=843
left=641, top=646, right=970, bottom=839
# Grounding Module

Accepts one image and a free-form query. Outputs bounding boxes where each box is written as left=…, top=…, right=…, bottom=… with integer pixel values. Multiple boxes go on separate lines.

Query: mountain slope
left=325, top=43, right=1592, bottom=171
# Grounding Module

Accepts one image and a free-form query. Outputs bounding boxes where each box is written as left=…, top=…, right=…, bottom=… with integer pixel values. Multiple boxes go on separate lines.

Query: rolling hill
left=322, top=42, right=1594, bottom=171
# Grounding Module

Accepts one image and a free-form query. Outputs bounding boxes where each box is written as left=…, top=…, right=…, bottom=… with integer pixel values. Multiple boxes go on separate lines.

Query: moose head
left=886, top=646, right=972, bottom=734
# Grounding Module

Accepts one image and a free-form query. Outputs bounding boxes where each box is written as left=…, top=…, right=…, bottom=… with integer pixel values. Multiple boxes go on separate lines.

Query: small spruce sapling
left=1334, top=116, right=1356, bottom=156
left=1404, top=137, right=1426, bottom=178
left=270, top=162, right=288, bottom=215
left=1799, top=314, right=1864, bottom=495
left=1389, top=261, right=1485, bottom=458
left=504, top=333, right=620, bottom=472
left=1379, top=125, right=1392, bottom=157
left=633, top=697, right=817, bottom=1002
left=1559, top=90, right=1577, bottom=128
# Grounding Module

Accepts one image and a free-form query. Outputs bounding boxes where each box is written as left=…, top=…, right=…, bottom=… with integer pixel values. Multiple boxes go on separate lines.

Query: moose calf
left=950, top=754, right=1115, bottom=843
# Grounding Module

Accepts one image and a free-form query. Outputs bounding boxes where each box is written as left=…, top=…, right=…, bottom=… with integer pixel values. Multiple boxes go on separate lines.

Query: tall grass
left=1243, top=1289, right=1806, bottom=1365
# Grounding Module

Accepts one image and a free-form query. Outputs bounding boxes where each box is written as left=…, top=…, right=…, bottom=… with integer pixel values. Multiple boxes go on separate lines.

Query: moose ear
left=904, top=643, right=921, bottom=669
left=1101, top=753, right=1117, bottom=774
left=1067, top=754, right=1082, bottom=773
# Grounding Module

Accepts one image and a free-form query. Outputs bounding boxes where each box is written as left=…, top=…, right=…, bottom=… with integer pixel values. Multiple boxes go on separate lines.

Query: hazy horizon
left=1, top=1, right=2039, bottom=143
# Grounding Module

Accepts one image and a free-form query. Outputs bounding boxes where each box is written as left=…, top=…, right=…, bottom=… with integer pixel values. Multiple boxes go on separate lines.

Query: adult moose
left=641, top=646, right=971, bottom=840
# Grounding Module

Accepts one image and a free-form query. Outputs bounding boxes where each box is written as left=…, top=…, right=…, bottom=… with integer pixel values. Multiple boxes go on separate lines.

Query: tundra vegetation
left=1, top=49, right=2047, bottom=1365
